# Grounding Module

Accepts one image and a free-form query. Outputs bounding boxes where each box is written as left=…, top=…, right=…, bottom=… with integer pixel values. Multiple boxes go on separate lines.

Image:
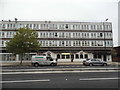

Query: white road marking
left=79, top=77, right=120, bottom=81
left=1, top=79, right=50, bottom=83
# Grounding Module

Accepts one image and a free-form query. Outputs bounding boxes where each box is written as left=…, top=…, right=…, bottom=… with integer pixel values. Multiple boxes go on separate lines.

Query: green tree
left=111, top=48, right=117, bottom=57
left=6, top=27, right=41, bottom=64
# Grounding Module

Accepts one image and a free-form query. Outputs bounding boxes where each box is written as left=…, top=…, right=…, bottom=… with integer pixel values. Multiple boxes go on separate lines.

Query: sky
left=0, top=0, right=119, bottom=47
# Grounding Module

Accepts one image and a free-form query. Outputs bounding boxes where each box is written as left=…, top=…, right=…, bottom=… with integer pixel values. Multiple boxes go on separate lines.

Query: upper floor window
left=90, top=25, right=93, bottom=30
left=93, top=25, right=96, bottom=30
left=65, top=24, right=68, bottom=29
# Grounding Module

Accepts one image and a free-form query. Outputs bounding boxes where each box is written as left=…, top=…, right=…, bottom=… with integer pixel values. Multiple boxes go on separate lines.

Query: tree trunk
left=20, top=59, right=23, bottom=65
left=19, top=54, right=24, bottom=65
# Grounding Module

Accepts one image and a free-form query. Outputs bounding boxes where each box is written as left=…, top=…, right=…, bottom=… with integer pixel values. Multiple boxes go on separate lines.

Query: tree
left=6, top=27, right=41, bottom=64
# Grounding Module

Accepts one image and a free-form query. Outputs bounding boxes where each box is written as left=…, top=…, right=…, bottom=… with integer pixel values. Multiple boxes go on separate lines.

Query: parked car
left=83, top=59, right=107, bottom=66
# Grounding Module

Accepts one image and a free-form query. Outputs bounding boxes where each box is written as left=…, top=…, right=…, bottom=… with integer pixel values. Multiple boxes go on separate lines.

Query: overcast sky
left=0, top=0, right=119, bottom=46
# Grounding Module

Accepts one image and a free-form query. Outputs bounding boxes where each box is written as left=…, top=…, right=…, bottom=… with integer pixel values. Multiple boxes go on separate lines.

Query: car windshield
left=91, top=59, right=96, bottom=61
left=96, top=59, right=100, bottom=61
left=47, top=57, right=53, bottom=61
left=86, top=59, right=90, bottom=61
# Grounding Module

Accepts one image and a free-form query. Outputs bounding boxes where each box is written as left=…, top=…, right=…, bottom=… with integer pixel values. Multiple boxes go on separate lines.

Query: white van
left=31, top=55, right=57, bottom=66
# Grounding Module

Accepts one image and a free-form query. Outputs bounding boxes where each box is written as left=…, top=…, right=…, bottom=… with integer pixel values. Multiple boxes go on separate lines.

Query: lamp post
left=103, top=19, right=108, bottom=61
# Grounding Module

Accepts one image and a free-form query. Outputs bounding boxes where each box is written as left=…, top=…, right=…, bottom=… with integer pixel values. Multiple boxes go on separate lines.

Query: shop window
left=71, top=54, right=74, bottom=59
left=66, top=55, right=70, bottom=59
left=84, top=54, right=88, bottom=58
left=94, top=55, right=97, bottom=58
left=75, top=54, right=79, bottom=59
left=62, top=55, right=65, bottom=59
left=57, top=54, right=60, bottom=59
left=80, top=54, right=83, bottom=58
left=98, top=55, right=101, bottom=58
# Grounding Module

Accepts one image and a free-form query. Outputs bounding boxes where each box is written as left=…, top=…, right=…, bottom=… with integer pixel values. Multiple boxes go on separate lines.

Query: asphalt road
left=2, top=64, right=119, bottom=70
left=2, top=71, right=119, bottom=88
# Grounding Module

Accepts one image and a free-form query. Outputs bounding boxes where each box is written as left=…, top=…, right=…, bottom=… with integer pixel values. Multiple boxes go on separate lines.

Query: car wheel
left=89, top=63, right=93, bottom=66
left=103, top=63, right=107, bottom=66
left=34, top=63, right=39, bottom=67
left=51, top=63, right=55, bottom=66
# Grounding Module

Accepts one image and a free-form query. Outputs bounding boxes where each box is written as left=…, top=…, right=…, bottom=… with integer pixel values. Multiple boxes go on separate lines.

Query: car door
left=91, top=59, right=97, bottom=65
left=95, top=59, right=102, bottom=65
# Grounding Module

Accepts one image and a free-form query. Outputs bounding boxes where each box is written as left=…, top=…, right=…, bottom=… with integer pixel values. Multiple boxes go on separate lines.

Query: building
left=112, top=46, right=120, bottom=62
left=0, top=20, right=113, bottom=62
left=118, top=1, right=120, bottom=46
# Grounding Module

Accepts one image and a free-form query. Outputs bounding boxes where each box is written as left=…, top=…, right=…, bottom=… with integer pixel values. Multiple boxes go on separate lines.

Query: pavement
left=1, top=61, right=120, bottom=66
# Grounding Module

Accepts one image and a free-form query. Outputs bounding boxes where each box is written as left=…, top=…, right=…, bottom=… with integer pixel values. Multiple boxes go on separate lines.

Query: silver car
left=83, top=59, right=107, bottom=66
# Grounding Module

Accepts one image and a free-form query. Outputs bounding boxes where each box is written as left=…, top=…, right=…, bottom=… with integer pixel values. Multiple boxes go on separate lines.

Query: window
left=100, top=25, right=102, bottom=30
left=49, top=41, right=52, bottom=46
left=62, top=55, right=65, bottom=59
left=57, top=54, right=60, bottom=59
left=80, top=54, right=83, bottom=58
left=94, top=55, right=101, bottom=58
left=97, top=25, right=99, bottom=30
left=73, top=41, right=75, bottom=46
left=2, top=41, right=4, bottom=46
left=98, top=55, right=101, bottom=58
left=2, top=32, right=5, bottom=37
left=85, top=41, right=87, bottom=46
left=86, top=25, right=89, bottom=30
left=91, top=33, right=93, bottom=38
left=75, top=54, right=79, bottom=59
left=30, top=24, right=32, bottom=28
left=59, top=41, right=62, bottom=46
left=91, top=25, right=93, bottom=30
left=69, top=41, right=71, bottom=46
left=76, top=41, right=79, bottom=46
left=79, top=41, right=81, bottom=46
left=2, top=24, right=5, bottom=29
left=93, top=25, right=96, bottom=30
left=66, top=55, right=70, bottom=59
left=87, top=33, right=89, bottom=38
left=71, top=54, right=74, bottom=59
left=94, top=55, right=97, bottom=58
left=100, top=33, right=103, bottom=37
left=84, top=54, right=88, bottom=58
left=81, top=25, right=83, bottom=30
left=62, top=33, right=64, bottom=37
left=66, top=41, right=68, bottom=46
left=46, top=41, right=48, bottom=46
left=65, top=24, right=68, bottom=29
left=73, top=33, right=75, bottom=38
left=73, top=25, right=75, bottom=29
left=55, top=32, right=58, bottom=37
left=62, top=41, right=64, bottom=46
left=46, top=32, right=48, bottom=37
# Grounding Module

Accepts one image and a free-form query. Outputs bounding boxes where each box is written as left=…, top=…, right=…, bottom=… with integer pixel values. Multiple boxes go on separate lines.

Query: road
left=2, top=64, right=119, bottom=70
left=2, top=71, right=119, bottom=89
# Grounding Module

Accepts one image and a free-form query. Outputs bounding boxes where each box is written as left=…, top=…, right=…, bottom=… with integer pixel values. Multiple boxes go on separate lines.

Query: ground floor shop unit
left=1, top=47, right=112, bottom=62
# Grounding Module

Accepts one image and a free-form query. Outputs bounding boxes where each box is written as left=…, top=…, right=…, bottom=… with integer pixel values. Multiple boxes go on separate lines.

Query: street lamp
left=103, top=19, right=108, bottom=61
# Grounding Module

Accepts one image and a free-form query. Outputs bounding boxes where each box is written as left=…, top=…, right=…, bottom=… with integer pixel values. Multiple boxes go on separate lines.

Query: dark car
left=83, top=59, right=107, bottom=66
